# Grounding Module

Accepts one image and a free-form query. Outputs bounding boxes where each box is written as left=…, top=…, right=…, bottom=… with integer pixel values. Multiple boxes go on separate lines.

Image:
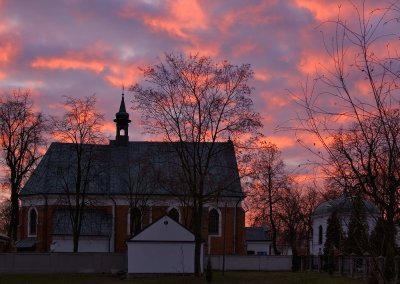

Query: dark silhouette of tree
left=323, top=210, right=342, bottom=274
left=278, top=185, right=320, bottom=266
left=130, top=53, right=262, bottom=275
left=51, top=95, right=105, bottom=252
left=0, top=90, right=48, bottom=243
left=288, top=2, right=400, bottom=281
left=370, top=217, right=396, bottom=279
left=343, top=196, right=369, bottom=255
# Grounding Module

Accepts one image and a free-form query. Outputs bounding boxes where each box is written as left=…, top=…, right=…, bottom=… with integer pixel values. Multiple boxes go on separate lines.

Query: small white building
left=310, top=196, right=379, bottom=255
left=127, top=215, right=203, bottom=274
left=245, top=227, right=272, bottom=255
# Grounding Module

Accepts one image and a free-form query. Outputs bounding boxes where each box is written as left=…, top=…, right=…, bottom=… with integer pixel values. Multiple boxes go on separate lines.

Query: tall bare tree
left=130, top=53, right=262, bottom=275
left=278, top=186, right=308, bottom=257
left=290, top=1, right=400, bottom=281
left=0, top=90, right=48, bottom=243
left=246, top=142, right=289, bottom=255
left=52, top=95, right=105, bottom=252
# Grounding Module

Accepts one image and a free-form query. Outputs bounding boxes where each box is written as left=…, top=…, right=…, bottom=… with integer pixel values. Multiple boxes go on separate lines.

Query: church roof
left=312, top=195, right=379, bottom=217
left=20, top=140, right=243, bottom=198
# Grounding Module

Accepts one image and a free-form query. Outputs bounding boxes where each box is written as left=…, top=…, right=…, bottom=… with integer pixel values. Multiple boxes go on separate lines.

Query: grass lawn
left=0, top=271, right=367, bottom=284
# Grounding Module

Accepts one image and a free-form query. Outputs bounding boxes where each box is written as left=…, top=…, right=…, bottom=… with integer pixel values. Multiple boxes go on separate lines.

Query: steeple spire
left=119, top=92, right=127, bottom=113
left=113, top=91, right=131, bottom=146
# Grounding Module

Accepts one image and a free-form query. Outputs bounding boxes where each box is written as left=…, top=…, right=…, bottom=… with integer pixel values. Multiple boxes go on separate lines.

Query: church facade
left=17, top=94, right=246, bottom=255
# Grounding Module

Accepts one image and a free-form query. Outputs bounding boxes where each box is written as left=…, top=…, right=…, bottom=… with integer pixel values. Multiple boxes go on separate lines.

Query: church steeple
left=113, top=92, right=131, bottom=146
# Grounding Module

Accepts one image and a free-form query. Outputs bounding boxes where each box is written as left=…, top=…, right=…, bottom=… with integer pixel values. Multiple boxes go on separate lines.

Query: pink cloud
left=120, top=0, right=208, bottom=39
left=31, top=56, right=105, bottom=73
left=104, top=64, right=142, bottom=88
left=295, top=0, right=341, bottom=21
left=0, top=41, right=19, bottom=65
left=254, top=70, right=270, bottom=82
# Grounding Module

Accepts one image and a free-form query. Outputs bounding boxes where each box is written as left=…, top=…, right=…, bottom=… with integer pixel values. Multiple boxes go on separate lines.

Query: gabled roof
left=21, top=141, right=243, bottom=198
left=245, top=227, right=271, bottom=242
left=128, top=215, right=194, bottom=242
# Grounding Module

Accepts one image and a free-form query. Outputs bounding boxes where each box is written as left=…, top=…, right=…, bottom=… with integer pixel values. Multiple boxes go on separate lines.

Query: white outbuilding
left=127, top=215, right=203, bottom=274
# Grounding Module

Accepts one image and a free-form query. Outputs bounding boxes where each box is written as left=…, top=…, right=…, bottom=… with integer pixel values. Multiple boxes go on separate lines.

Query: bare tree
left=51, top=95, right=105, bottom=252
left=130, top=53, right=262, bottom=275
left=290, top=1, right=400, bottom=281
left=0, top=198, right=11, bottom=235
left=245, top=142, right=289, bottom=255
left=0, top=90, right=48, bottom=243
left=278, top=186, right=306, bottom=257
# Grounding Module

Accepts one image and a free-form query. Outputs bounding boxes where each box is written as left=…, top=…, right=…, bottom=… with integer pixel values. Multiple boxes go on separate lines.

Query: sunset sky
left=0, top=0, right=395, bottom=183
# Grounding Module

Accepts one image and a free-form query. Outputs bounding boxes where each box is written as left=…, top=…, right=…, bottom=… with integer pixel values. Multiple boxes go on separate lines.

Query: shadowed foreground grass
left=0, top=271, right=367, bottom=284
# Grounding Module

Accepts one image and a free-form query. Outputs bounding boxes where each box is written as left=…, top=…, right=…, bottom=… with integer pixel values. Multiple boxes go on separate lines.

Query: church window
left=168, top=208, right=180, bottom=223
left=208, top=208, right=220, bottom=235
left=28, top=208, right=38, bottom=236
left=129, top=207, right=142, bottom=235
left=318, top=225, right=323, bottom=244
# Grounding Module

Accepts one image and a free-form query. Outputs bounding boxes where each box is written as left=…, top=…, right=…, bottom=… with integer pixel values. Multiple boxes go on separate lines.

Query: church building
left=17, top=93, right=246, bottom=255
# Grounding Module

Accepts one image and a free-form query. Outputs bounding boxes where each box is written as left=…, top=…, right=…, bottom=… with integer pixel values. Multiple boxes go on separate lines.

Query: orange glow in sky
left=0, top=0, right=396, bottom=206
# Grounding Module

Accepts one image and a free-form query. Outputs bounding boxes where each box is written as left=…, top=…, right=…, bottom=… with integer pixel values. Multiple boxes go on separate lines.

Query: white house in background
left=127, top=215, right=203, bottom=274
left=245, top=226, right=272, bottom=255
left=310, top=196, right=379, bottom=255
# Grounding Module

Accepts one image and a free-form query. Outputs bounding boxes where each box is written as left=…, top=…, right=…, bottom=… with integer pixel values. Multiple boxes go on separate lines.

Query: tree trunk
left=193, top=204, right=203, bottom=276
left=268, top=174, right=279, bottom=255
left=8, top=186, right=19, bottom=243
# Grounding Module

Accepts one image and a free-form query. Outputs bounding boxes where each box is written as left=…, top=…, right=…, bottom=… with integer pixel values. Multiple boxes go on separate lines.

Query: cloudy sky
left=0, top=0, right=394, bottom=182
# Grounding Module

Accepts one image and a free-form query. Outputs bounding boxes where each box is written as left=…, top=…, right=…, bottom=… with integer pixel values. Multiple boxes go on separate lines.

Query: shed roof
left=245, top=227, right=271, bottom=242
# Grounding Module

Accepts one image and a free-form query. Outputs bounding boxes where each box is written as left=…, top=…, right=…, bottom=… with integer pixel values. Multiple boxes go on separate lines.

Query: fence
left=209, top=255, right=292, bottom=271
left=0, top=253, right=291, bottom=274
left=300, top=254, right=400, bottom=282
left=0, top=253, right=126, bottom=274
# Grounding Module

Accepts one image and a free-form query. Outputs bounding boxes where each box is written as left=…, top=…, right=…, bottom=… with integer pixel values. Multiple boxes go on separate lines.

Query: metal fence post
left=394, top=255, right=400, bottom=284
left=350, top=253, right=355, bottom=278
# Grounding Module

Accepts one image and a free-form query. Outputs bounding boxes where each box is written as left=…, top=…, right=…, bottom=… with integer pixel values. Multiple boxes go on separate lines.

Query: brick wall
left=19, top=203, right=246, bottom=255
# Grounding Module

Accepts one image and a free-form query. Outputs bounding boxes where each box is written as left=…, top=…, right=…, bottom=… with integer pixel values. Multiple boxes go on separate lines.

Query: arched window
left=318, top=225, right=323, bottom=245
left=208, top=209, right=220, bottom=235
left=28, top=208, right=38, bottom=236
left=129, top=207, right=142, bottom=235
left=168, top=208, right=180, bottom=223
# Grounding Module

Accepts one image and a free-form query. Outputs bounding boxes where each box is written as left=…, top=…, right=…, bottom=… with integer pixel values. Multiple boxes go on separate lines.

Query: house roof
left=20, top=141, right=243, bottom=198
left=245, top=227, right=271, bottom=242
left=52, top=209, right=112, bottom=237
left=313, top=195, right=379, bottom=217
